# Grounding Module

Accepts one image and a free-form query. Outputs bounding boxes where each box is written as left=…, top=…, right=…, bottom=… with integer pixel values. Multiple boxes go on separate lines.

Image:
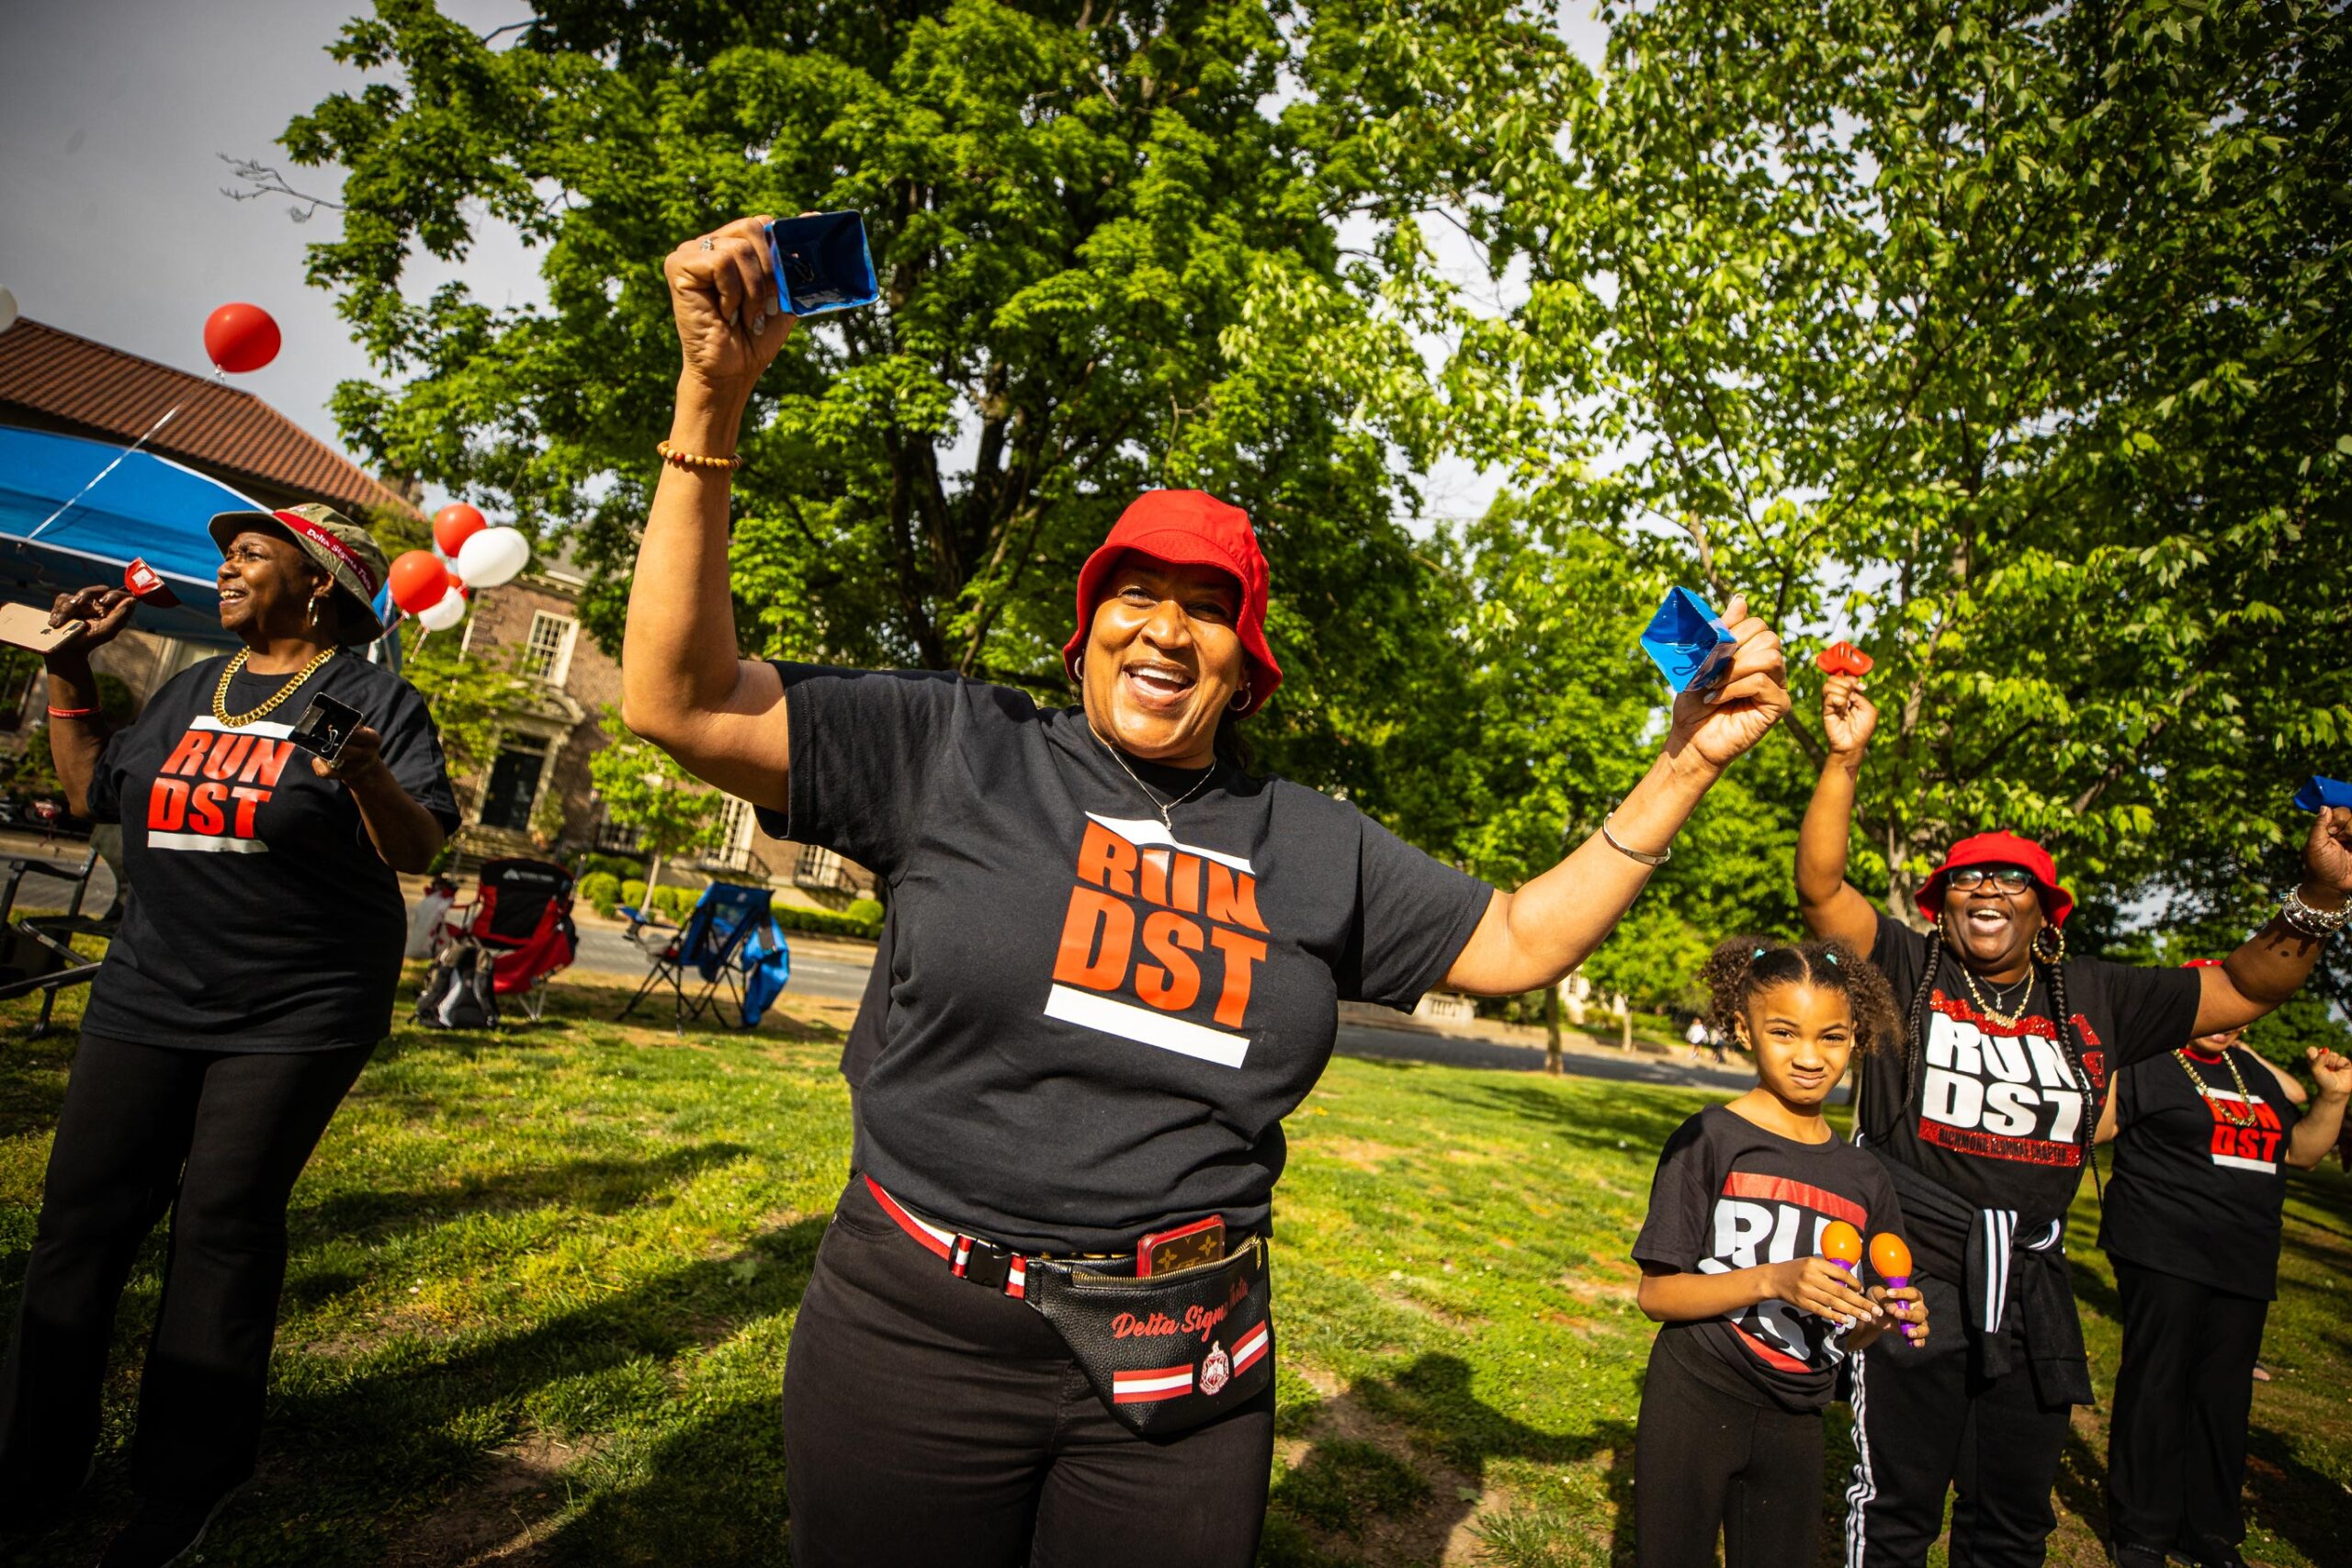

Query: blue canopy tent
left=0, top=424, right=398, bottom=660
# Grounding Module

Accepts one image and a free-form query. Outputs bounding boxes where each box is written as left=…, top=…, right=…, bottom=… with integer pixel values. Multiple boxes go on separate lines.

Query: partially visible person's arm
left=2286, top=1047, right=2351, bottom=1169
left=621, top=215, right=797, bottom=810
left=2254, top=1052, right=2310, bottom=1107
left=1637, top=1258, right=1883, bottom=1327
left=1444, top=598, right=1789, bottom=994
left=2194, top=807, right=2352, bottom=1035
left=2095, top=1085, right=2120, bottom=1146
left=1794, top=673, right=1884, bottom=953
left=39, top=585, right=138, bottom=818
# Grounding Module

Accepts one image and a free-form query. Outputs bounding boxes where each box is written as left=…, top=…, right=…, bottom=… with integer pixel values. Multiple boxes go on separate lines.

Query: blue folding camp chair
left=617, top=882, right=776, bottom=1034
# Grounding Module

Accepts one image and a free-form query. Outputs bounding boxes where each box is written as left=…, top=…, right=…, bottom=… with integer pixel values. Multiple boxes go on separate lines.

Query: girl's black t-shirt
left=1634, top=1104, right=1907, bottom=1413
left=2099, top=1046, right=2302, bottom=1299
left=1860, top=915, right=2200, bottom=1275
left=757, top=664, right=1495, bottom=1256
left=82, top=653, right=460, bottom=1051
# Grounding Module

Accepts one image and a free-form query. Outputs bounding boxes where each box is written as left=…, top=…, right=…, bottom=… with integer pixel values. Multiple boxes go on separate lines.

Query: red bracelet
left=45, top=705, right=96, bottom=719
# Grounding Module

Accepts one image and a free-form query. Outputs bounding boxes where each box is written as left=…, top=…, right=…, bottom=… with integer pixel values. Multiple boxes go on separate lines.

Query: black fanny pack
left=1024, top=1237, right=1274, bottom=1437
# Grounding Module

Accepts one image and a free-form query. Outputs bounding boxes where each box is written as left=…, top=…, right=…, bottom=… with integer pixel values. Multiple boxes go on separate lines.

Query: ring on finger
left=700, top=237, right=716, bottom=252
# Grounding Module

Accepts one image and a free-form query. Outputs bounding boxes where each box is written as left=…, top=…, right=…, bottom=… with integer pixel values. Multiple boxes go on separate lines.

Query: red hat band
left=1062, top=491, right=1283, bottom=716
left=1916, top=829, right=2075, bottom=928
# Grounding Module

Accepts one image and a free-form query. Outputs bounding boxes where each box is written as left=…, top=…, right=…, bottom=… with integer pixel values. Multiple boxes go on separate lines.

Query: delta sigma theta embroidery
left=1199, top=1339, right=1232, bottom=1397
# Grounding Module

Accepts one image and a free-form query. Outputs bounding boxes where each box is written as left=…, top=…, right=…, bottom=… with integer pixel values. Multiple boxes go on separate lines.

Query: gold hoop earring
left=1231, top=682, right=1251, bottom=713
left=1073, top=655, right=1085, bottom=682
left=2032, top=924, right=2066, bottom=964
left=308, top=597, right=322, bottom=628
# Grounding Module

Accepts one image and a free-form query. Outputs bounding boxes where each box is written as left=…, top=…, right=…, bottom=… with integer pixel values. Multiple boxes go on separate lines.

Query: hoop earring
left=308, top=597, right=322, bottom=629
left=2032, top=924, right=2066, bottom=964
left=1073, top=655, right=1084, bottom=682
left=1230, top=682, right=1251, bottom=713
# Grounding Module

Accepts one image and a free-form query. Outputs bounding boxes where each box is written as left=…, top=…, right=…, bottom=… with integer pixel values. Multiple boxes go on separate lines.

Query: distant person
left=1795, top=671, right=2351, bottom=1567
left=618, top=214, right=1797, bottom=1567
left=2095, top=964, right=2350, bottom=1568
left=1686, top=1013, right=1711, bottom=1063
left=1633, top=937, right=1927, bottom=1568
left=0, top=505, right=458, bottom=1568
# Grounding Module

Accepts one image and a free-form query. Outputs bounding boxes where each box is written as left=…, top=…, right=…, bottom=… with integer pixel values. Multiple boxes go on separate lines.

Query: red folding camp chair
left=437, top=857, right=577, bottom=1022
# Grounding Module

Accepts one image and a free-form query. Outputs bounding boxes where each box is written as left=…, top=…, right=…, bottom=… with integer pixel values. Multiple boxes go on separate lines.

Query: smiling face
left=1079, top=552, right=1249, bottom=767
left=1938, top=862, right=2047, bottom=977
left=218, top=528, right=334, bottom=643
left=1734, top=981, right=1857, bottom=1111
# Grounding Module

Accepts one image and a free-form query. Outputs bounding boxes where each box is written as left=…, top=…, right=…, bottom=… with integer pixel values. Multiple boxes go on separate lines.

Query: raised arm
left=619, top=216, right=799, bottom=811
left=2286, top=1047, right=2350, bottom=1169
left=1794, top=672, right=1883, bottom=953
left=1444, top=597, right=1788, bottom=995
left=2192, top=807, right=2352, bottom=1036
left=40, top=585, right=140, bottom=818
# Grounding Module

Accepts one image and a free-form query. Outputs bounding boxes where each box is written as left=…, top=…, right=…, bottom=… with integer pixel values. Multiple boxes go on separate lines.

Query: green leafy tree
left=268, top=0, right=1567, bottom=825
left=587, top=706, right=727, bottom=895
left=397, top=622, right=541, bottom=783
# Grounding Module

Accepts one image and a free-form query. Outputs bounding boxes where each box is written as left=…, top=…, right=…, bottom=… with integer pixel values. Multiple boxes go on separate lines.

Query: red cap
left=2181, top=958, right=2223, bottom=968
left=1916, top=830, right=2075, bottom=927
left=1062, top=491, right=1282, bottom=716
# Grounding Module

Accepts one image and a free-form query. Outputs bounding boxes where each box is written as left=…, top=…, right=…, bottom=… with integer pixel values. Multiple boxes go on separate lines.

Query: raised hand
left=664, top=215, right=798, bottom=405
left=1823, top=672, right=1877, bottom=759
left=45, top=585, right=137, bottom=660
left=1665, top=594, right=1790, bottom=774
left=2302, top=805, right=2352, bottom=898
left=2307, top=1045, right=2352, bottom=1100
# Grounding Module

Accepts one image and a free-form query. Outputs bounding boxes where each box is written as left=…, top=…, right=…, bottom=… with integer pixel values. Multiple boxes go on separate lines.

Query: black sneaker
left=96, top=1488, right=238, bottom=1568
left=2107, top=1543, right=2170, bottom=1568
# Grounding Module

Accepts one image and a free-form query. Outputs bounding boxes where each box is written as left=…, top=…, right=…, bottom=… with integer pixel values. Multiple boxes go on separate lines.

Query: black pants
left=781, top=1179, right=1275, bottom=1567
left=0, top=1032, right=370, bottom=1504
left=2106, top=1260, right=2268, bottom=1557
left=1843, top=1272, right=2072, bottom=1567
left=1634, top=1332, right=1824, bottom=1568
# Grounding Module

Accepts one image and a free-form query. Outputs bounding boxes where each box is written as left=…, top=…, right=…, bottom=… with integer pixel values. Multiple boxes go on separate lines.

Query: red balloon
left=433, top=502, right=489, bottom=557
left=387, top=549, right=450, bottom=615
left=203, top=302, right=280, bottom=375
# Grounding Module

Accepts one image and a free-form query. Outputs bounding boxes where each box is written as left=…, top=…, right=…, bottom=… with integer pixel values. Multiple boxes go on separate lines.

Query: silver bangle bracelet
left=1601, top=814, right=1671, bottom=867
left=2281, top=886, right=2349, bottom=938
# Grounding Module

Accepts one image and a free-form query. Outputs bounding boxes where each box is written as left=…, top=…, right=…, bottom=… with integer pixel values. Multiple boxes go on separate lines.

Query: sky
left=0, top=0, right=1608, bottom=525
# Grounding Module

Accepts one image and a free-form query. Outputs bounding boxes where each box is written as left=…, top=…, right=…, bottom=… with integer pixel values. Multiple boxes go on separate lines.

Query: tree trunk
left=1544, top=987, right=1563, bottom=1076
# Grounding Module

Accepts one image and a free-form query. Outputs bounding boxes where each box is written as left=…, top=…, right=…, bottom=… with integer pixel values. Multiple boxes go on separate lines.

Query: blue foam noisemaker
left=2293, top=776, right=2352, bottom=812
left=764, top=211, right=880, bottom=316
left=1640, top=586, right=1735, bottom=694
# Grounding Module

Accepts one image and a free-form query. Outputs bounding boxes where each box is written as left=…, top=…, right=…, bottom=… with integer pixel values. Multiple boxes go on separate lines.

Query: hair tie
left=1751, top=946, right=1768, bottom=959
left=1823, top=949, right=1840, bottom=964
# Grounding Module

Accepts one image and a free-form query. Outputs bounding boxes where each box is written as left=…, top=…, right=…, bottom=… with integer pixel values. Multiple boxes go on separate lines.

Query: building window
left=710, top=795, right=753, bottom=870
left=594, top=814, right=642, bottom=853
left=522, top=612, right=576, bottom=684
left=478, top=737, right=548, bottom=831
left=795, top=842, right=849, bottom=893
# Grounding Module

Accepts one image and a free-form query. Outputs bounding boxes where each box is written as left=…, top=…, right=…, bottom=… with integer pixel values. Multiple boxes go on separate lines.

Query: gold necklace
left=2176, top=1046, right=2260, bottom=1129
left=212, top=648, right=334, bottom=728
left=1956, top=964, right=2034, bottom=1029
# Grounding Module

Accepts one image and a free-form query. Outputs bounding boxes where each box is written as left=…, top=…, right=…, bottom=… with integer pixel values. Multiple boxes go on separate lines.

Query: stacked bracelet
left=45, top=705, right=95, bottom=720
left=657, top=439, right=741, bottom=472
left=2281, top=886, right=2350, bottom=940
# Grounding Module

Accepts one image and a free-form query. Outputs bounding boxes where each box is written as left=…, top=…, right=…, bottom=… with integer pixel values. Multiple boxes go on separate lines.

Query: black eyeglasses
left=1948, top=865, right=2034, bottom=894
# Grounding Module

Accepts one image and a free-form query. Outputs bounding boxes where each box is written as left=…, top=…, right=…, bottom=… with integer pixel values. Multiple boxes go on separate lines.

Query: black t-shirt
left=1633, top=1104, right=1906, bottom=1413
left=759, top=664, right=1494, bottom=1255
left=83, top=652, right=460, bottom=1051
left=1860, top=915, right=2200, bottom=1273
left=2100, top=1046, right=2302, bottom=1299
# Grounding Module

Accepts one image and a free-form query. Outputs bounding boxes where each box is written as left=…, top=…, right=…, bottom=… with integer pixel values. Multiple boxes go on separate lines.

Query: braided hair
left=1894, top=916, right=2098, bottom=1159
left=1701, top=936, right=1899, bottom=1051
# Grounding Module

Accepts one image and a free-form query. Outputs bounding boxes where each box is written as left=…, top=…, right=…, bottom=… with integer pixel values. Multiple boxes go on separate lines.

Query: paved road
left=572, top=922, right=1764, bottom=1093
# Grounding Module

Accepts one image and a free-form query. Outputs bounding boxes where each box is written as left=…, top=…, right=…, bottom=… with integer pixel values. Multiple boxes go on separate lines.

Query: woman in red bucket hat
left=616, top=216, right=1794, bottom=1567
left=1794, top=671, right=2352, bottom=1568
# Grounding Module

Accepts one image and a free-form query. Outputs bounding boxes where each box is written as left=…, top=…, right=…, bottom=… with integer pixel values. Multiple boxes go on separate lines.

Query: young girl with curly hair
left=1632, top=938, right=1928, bottom=1568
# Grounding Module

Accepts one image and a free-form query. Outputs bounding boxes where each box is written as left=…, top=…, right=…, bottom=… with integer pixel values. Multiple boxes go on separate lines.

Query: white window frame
left=522, top=611, right=578, bottom=685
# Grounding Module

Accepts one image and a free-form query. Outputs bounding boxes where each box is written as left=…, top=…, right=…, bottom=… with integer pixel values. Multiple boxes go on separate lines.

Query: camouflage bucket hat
left=207, top=502, right=391, bottom=648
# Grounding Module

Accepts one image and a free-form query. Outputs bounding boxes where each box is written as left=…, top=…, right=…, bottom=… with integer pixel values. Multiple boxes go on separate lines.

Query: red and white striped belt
left=866, top=1175, right=1102, bottom=1300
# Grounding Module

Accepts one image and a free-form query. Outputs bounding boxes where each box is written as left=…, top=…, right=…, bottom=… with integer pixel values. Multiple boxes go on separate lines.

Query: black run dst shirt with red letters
left=2100, top=1045, right=2303, bottom=1299
left=1634, top=1105, right=1907, bottom=1412
left=1862, top=915, right=2199, bottom=1272
left=757, top=665, right=1494, bottom=1257
left=81, top=652, right=459, bottom=1052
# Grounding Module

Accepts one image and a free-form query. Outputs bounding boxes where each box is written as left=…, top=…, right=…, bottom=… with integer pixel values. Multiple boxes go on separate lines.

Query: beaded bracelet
left=657, top=439, right=742, bottom=472
left=2281, top=886, right=2350, bottom=940
left=45, top=705, right=95, bottom=720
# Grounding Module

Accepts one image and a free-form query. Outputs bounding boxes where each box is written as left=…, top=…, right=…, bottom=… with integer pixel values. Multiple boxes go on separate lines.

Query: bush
left=844, top=896, right=884, bottom=926
left=577, top=852, right=643, bottom=884
left=621, top=878, right=647, bottom=911
left=650, top=885, right=696, bottom=920
left=772, top=903, right=883, bottom=941
left=578, top=872, right=621, bottom=917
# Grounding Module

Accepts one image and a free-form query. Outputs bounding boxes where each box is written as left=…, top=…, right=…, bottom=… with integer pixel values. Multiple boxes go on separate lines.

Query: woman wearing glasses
left=1792, top=672, right=2351, bottom=1568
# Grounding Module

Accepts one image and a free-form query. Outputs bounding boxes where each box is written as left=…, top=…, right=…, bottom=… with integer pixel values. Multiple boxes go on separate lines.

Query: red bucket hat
left=1062, top=490, right=1283, bottom=716
left=1916, top=829, right=2075, bottom=927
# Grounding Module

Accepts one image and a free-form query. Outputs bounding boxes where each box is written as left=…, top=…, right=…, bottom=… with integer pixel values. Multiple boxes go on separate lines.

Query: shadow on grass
left=1264, top=1353, right=1634, bottom=1567
left=290, top=1140, right=757, bottom=1247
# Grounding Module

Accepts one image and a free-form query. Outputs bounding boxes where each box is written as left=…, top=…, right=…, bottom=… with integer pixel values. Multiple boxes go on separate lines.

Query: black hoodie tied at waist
left=1872, top=1149, right=2093, bottom=1407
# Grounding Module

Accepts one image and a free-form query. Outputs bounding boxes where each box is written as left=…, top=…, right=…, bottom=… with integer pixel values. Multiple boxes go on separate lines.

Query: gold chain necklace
left=2176, top=1046, right=2261, bottom=1128
left=212, top=648, right=334, bottom=728
left=1956, top=964, right=2034, bottom=1030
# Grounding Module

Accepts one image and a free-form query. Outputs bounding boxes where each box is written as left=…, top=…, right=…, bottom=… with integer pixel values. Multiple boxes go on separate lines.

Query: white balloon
left=0, top=287, right=17, bottom=333
left=456, top=525, right=530, bottom=589
left=416, top=586, right=468, bottom=632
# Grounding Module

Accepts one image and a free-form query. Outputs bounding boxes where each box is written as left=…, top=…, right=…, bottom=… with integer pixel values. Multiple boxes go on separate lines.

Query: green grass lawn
left=2, top=973, right=2346, bottom=1566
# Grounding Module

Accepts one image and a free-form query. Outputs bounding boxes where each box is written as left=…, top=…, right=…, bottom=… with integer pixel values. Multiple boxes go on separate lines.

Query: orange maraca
left=1869, top=1233, right=1912, bottom=1290
left=1821, top=1221, right=1864, bottom=1275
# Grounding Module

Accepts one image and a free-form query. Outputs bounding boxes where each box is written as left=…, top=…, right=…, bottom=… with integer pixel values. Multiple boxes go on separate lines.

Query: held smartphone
left=289, top=694, right=364, bottom=762
left=765, top=211, right=880, bottom=316
left=0, top=601, right=86, bottom=655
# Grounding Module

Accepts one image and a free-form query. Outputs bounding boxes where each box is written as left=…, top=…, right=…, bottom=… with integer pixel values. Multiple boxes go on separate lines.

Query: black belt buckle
left=953, top=1235, right=1014, bottom=1291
